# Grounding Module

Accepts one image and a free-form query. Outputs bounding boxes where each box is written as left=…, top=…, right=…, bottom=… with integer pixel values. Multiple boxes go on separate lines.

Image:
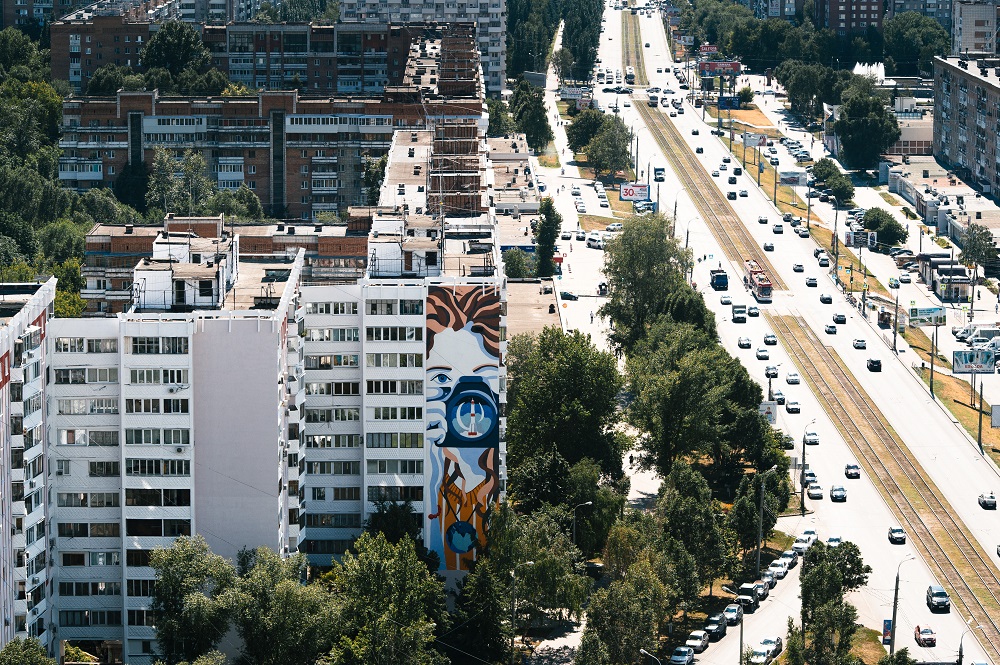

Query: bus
left=625, top=66, right=635, bottom=84
left=744, top=260, right=773, bottom=303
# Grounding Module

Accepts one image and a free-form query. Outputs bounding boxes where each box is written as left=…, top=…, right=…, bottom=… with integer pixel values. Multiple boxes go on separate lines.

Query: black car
left=560, top=292, right=579, bottom=301
left=833, top=313, right=846, bottom=324
left=696, top=147, right=704, bottom=153
left=867, top=358, right=882, bottom=372
left=705, top=615, right=728, bottom=640
left=727, top=191, right=737, bottom=200
left=820, top=293, right=833, bottom=304
left=733, top=167, right=743, bottom=175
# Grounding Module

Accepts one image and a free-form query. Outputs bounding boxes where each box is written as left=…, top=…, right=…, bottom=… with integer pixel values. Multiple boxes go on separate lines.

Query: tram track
left=767, top=313, right=1000, bottom=662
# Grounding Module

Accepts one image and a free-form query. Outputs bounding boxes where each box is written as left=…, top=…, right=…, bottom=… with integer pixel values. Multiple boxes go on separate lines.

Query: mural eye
left=431, top=372, right=450, bottom=385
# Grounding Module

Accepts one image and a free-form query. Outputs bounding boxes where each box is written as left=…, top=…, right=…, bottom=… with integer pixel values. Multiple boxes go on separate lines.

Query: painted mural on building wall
left=426, top=285, right=502, bottom=571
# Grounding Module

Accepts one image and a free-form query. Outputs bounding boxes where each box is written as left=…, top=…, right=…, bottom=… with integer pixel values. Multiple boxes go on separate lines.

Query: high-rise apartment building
left=890, top=0, right=951, bottom=33
left=338, top=0, right=506, bottom=92
left=0, top=280, right=57, bottom=647
left=933, top=55, right=1000, bottom=196
left=815, top=0, right=884, bottom=34
left=46, top=235, right=304, bottom=664
left=953, top=0, right=997, bottom=55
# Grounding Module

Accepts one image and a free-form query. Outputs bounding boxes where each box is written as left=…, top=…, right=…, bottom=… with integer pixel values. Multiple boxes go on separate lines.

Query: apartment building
left=46, top=233, right=304, bottom=664
left=933, top=55, right=1000, bottom=196
left=890, top=0, right=951, bottom=33
left=56, top=24, right=486, bottom=221
left=814, top=0, right=884, bottom=33
left=0, top=280, right=57, bottom=649
left=338, top=0, right=506, bottom=92
left=952, top=0, right=997, bottom=55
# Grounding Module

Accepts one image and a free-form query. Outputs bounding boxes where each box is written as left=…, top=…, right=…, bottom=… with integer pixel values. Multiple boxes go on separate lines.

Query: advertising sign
left=620, top=182, right=650, bottom=201
left=759, top=401, right=778, bottom=425
left=699, top=44, right=718, bottom=53
left=882, top=620, right=893, bottom=645
left=678, top=34, right=694, bottom=44
left=953, top=349, right=996, bottom=374
left=699, top=60, right=742, bottom=76
left=560, top=87, right=583, bottom=100
left=718, top=96, right=740, bottom=109
left=743, top=132, right=768, bottom=147
left=907, top=306, right=947, bottom=326
left=779, top=171, right=807, bottom=186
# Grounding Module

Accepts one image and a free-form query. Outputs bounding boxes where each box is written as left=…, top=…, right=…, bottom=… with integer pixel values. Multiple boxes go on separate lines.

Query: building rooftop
left=0, top=283, right=47, bottom=325
left=937, top=55, right=1000, bottom=87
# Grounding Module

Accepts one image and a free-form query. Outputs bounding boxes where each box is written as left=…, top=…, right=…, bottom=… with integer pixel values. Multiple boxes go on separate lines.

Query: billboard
left=743, top=132, right=768, bottom=148
left=620, top=182, right=651, bottom=201
left=677, top=35, right=695, bottom=45
left=759, top=401, right=778, bottom=424
left=699, top=60, right=742, bottom=76
left=700, top=44, right=718, bottom=53
left=718, top=96, right=740, bottom=109
left=779, top=171, right=807, bottom=186
left=426, top=286, right=503, bottom=572
left=560, top=87, right=584, bottom=100
left=844, top=231, right=877, bottom=248
left=907, top=306, right=946, bottom=326
left=953, top=349, right=996, bottom=374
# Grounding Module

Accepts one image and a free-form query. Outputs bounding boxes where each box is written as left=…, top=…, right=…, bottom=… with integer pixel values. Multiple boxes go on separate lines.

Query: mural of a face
left=426, top=286, right=502, bottom=571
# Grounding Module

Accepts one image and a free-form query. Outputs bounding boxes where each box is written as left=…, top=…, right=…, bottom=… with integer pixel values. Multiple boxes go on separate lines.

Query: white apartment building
left=0, top=280, right=57, bottom=648
left=46, top=233, right=304, bottom=665
left=297, top=123, right=507, bottom=587
left=952, top=0, right=997, bottom=55
left=338, top=0, right=507, bottom=92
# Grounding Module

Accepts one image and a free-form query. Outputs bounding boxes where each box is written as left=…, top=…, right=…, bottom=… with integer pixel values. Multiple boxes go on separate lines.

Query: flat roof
left=506, top=280, right=559, bottom=336
left=0, top=283, right=45, bottom=326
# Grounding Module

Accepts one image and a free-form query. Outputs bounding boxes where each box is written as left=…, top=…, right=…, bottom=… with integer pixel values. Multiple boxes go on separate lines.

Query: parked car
left=979, top=492, right=997, bottom=509
left=560, top=292, right=579, bottom=301
left=926, top=585, right=950, bottom=611
left=670, top=646, right=696, bottom=665
left=826, top=536, right=842, bottom=547
left=723, top=603, right=743, bottom=625
left=914, top=625, right=937, bottom=647
left=807, top=483, right=823, bottom=499
left=760, top=637, right=783, bottom=658
left=888, top=526, right=907, bottom=544
left=780, top=550, right=798, bottom=568
left=685, top=630, right=711, bottom=653
left=767, top=560, right=788, bottom=579
left=749, top=647, right=772, bottom=665
left=792, top=536, right=811, bottom=553
left=705, top=614, right=728, bottom=640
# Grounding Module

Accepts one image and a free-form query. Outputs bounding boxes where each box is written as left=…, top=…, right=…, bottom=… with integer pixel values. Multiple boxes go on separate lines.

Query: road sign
left=953, top=349, right=996, bottom=374
left=907, top=306, right=946, bottom=326
left=620, top=182, right=650, bottom=201
left=992, top=407, right=1000, bottom=428
left=759, top=401, right=777, bottom=424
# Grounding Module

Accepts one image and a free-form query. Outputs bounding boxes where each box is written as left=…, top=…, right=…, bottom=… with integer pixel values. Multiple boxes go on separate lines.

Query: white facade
left=45, top=248, right=303, bottom=665
left=338, top=0, right=507, bottom=92
left=0, top=279, right=57, bottom=649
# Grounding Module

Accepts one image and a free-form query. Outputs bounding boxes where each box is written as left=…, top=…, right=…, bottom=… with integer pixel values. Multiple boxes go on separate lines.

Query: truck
left=967, top=327, right=1000, bottom=346
left=710, top=268, right=729, bottom=290
left=648, top=93, right=658, bottom=107
left=954, top=321, right=1000, bottom=341
left=732, top=303, right=747, bottom=323
left=653, top=167, right=666, bottom=182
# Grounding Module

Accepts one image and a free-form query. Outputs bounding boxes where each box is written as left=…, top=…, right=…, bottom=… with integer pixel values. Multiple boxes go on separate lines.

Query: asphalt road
left=531, top=4, right=999, bottom=663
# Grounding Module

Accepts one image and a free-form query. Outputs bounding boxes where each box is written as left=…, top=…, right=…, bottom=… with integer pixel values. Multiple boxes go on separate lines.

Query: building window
left=89, top=461, right=120, bottom=477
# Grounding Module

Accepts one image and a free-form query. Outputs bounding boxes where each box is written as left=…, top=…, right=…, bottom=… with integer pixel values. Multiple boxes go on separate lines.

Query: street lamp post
left=888, top=555, right=914, bottom=655
left=572, top=501, right=593, bottom=547
left=800, top=419, right=816, bottom=516
left=723, top=586, right=744, bottom=665
left=832, top=197, right=840, bottom=286
left=958, top=619, right=983, bottom=665
left=673, top=186, right=688, bottom=229
left=892, top=287, right=900, bottom=353
left=766, top=363, right=781, bottom=401
left=756, top=465, right=779, bottom=578
left=510, top=561, right=534, bottom=664
left=640, top=648, right=662, bottom=665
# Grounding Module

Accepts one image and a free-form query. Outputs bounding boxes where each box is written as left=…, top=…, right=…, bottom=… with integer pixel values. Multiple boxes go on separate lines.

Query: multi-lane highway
left=533, top=2, right=1000, bottom=663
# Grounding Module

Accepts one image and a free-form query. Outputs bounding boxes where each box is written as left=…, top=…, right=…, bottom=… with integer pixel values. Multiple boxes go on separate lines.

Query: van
left=969, top=327, right=1000, bottom=345
left=974, top=337, right=1000, bottom=352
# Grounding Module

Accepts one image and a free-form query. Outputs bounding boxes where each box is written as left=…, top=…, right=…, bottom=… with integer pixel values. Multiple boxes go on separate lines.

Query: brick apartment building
left=57, top=23, right=486, bottom=222
left=814, top=0, right=884, bottom=34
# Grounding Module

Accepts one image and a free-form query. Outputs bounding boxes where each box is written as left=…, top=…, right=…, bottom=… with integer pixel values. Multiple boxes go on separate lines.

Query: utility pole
left=756, top=465, right=777, bottom=578
left=930, top=323, right=938, bottom=398
left=892, top=288, right=900, bottom=353
left=978, top=378, right=985, bottom=454
left=833, top=198, right=840, bottom=283
left=800, top=419, right=814, bottom=517
left=806, top=181, right=812, bottom=231
left=889, top=556, right=913, bottom=655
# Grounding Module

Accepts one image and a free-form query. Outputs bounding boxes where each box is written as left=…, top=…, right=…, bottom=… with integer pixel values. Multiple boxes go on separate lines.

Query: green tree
left=834, top=88, right=901, bottom=169
left=582, top=560, right=664, bottom=665
left=884, top=12, right=950, bottom=75
left=599, top=213, right=697, bottom=351
left=141, top=22, right=211, bottom=77
left=86, top=64, right=131, bottom=95
left=827, top=174, right=855, bottom=204
left=115, top=160, right=151, bottom=211
left=575, top=630, right=612, bottom=665
left=535, top=197, right=561, bottom=277
left=150, top=535, right=236, bottom=665
left=38, top=219, right=84, bottom=263
left=319, top=532, right=448, bottom=665
left=862, top=207, right=894, bottom=232
left=0, top=235, right=22, bottom=265
left=875, top=216, right=908, bottom=246
left=811, top=158, right=840, bottom=183
left=54, top=291, right=86, bottom=318
left=449, top=558, right=510, bottom=662
left=148, top=147, right=181, bottom=213
left=960, top=223, right=996, bottom=281
left=235, top=184, right=265, bottom=218
left=179, top=150, right=215, bottom=216
left=223, top=81, right=256, bottom=96
left=228, top=548, right=336, bottom=665
left=737, top=86, right=755, bottom=108
left=154, top=652, right=227, bottom=665
left=510, top=81, right=553, bottom=151
left=585, top=116, right=632, bottom=181
left=878, top=647, right=918, bottom=665
left=552, top=47, right=576, bottom=82
left=0, top=638, right=54, bottom=665
left=486, top=98, right=517, bottom=137
left=514, top=510, right=593, bottom=625
left=502, top=247, right=533, bottom=277
left=507, top=326, right=624, bottom=486
left=566, top=108, right=606, bottom=153
left=364, top=499, right=440, bottom=572
left=362, top=153, right=388, bottom=206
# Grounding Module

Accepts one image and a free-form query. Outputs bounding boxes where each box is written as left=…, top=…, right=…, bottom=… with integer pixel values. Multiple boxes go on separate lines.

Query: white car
left=749, top=647, right=772, bottom=665
left=760, top=637, right=783, bottom=658
left=826, top=536, right=843, bottom=548
left=899, top=272, right=911, bottom=283
left=780, top=550, right=798, bottom=568
left=721, top=295, right=732, bottom=305
left=686, top=630, right=710, bottom=653
left=802, top=529, right=818, bottom=543
left=786, top=371, right=800, bottom=384
left=807, top=483, right=824, bottom=499
left=756, top=348, right=770, bottom=360
left=853, top=338, right=866, bottom=349
left=767, top=560, right=788, bottom=579
left=792, top=536, right=811, bottom=554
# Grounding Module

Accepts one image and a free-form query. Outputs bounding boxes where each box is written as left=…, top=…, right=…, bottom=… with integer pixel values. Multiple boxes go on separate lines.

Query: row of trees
left=679, top=0, right=949, bottom=76
left=566, top=109, right=633, bottom=180
left=507, top=0, right=603, bottom=80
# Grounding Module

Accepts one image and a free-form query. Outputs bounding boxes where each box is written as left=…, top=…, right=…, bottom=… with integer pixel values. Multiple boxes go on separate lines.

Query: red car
left=914, top=625, right=936, bottom=647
